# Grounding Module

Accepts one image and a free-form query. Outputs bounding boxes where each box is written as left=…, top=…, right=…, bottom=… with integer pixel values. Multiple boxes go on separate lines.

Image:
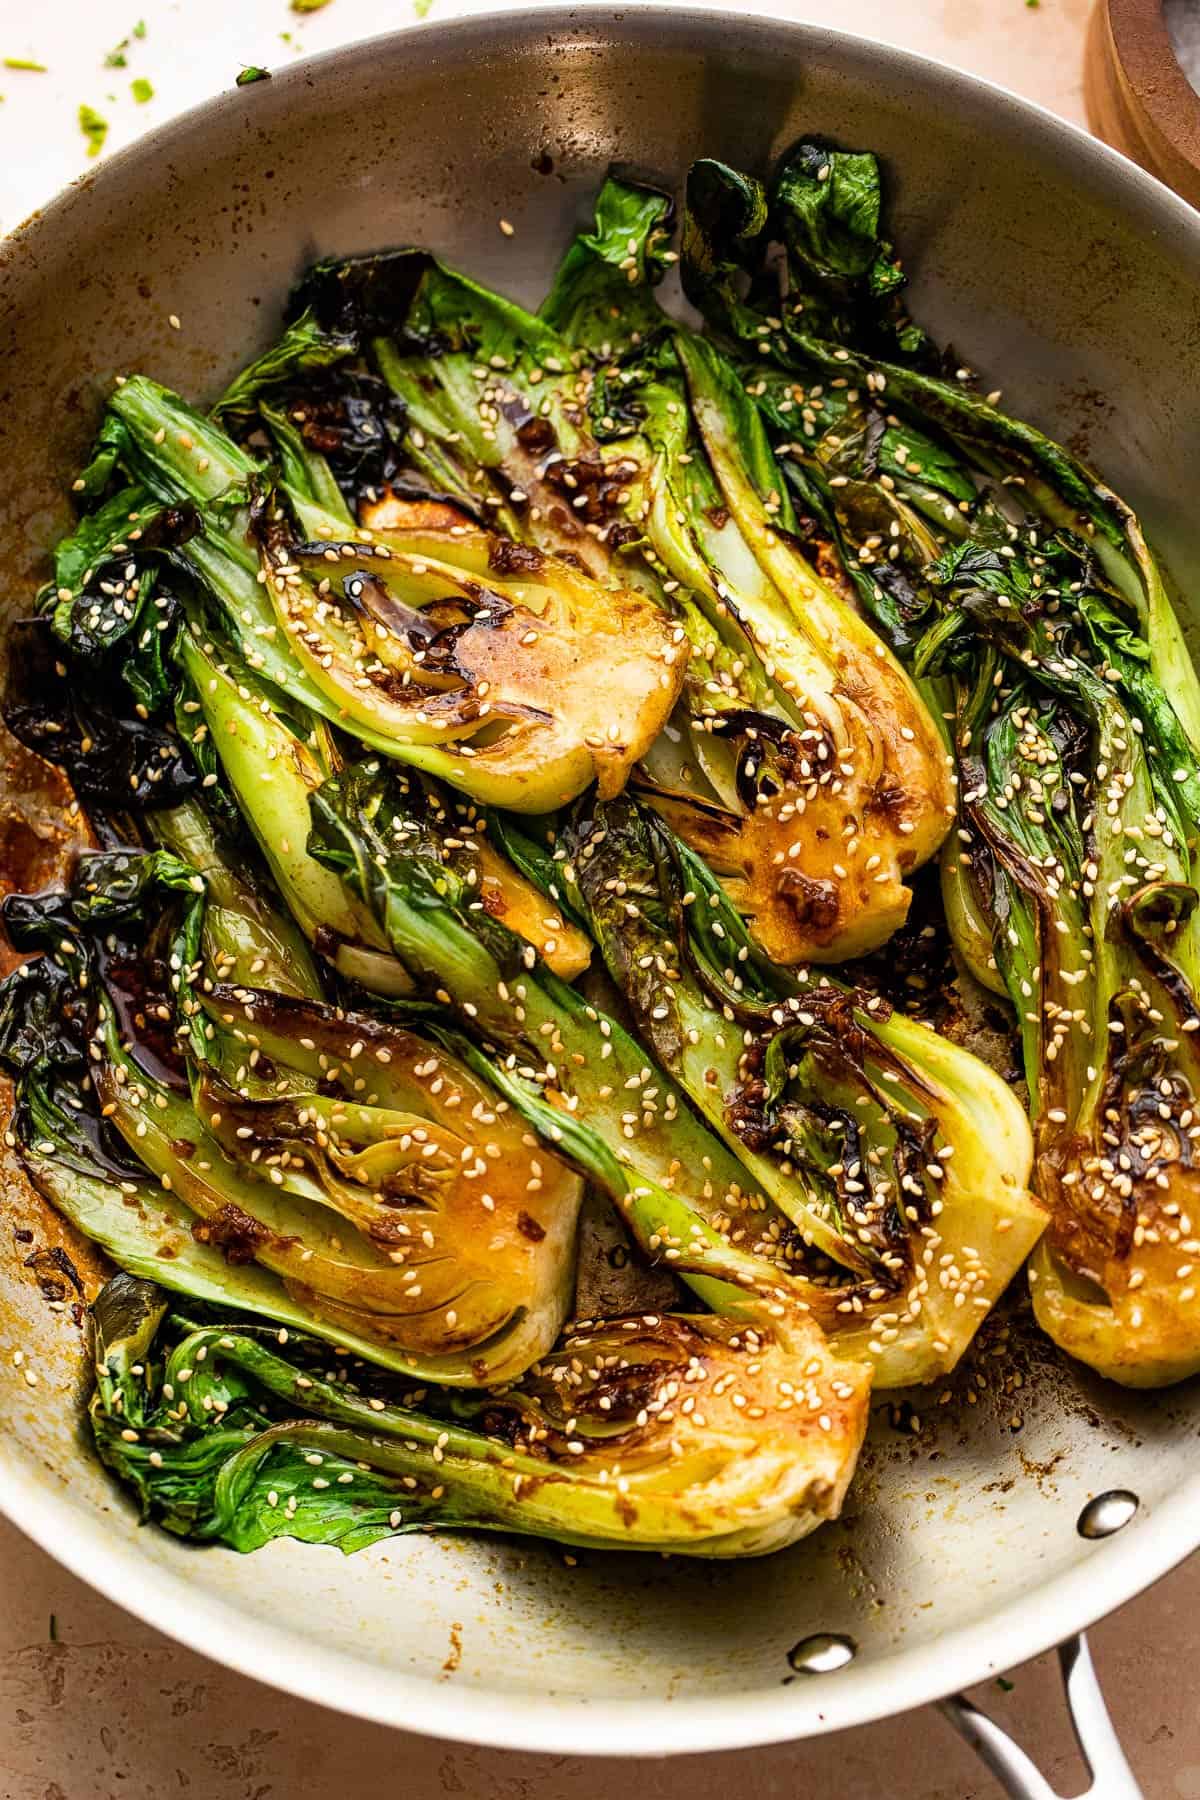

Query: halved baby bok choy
left=548, top=792, right=1042, bottom=1382
left=921, top=534, right=1200, bottom=1386
left=90, top=1271, right=869, bottom=1558
left=102, top=375, right=684, bottom=811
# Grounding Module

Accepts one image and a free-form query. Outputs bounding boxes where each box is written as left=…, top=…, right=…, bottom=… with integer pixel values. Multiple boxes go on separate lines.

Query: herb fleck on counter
left=78, top=103, right=108, bottom=157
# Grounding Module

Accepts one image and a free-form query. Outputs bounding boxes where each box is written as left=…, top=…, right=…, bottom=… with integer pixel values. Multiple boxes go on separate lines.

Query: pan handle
left=937, top=1634, right=1142, bottom=1799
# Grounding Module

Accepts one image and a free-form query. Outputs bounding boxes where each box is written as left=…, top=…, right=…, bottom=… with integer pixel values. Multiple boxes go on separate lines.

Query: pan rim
left=2, top=0, right=1199, bottom=1752
left=1, top=1445, right=1192, bottom=1752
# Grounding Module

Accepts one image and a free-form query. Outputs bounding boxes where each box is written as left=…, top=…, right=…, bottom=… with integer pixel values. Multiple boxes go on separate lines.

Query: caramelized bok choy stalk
left=545, top=793, right=1042, bottom=1382
left=257, top=492, right=684, bottom=809
left=917, top=531, right=1200, bottom=1386
left=0, top=849, right=584, bottom=1384
left=91, top=1273, right=870, bottom=1557
left=176, top=628, right=588, bottom=986
left=104, top=375, right=684, bottom=811
left=641, top=338, right=955, bottom=963
left=245, top=368, right=691, bottom=822
left=171, top=633, right=411, bottom=997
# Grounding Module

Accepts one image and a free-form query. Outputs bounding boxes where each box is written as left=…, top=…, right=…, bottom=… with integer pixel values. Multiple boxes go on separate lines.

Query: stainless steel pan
left=1, top=9, right=1197, bottom=1791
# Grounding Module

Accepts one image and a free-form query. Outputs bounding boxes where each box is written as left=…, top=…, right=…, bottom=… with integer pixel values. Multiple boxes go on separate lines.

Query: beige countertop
left=4, top=1513, right=1200, bottom=1798
left=2, top=2, right=1197, bottom=1796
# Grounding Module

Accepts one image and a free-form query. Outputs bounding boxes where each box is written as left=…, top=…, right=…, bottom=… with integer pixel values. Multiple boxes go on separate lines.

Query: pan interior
left=1, top=6, right=1198, bottom=1748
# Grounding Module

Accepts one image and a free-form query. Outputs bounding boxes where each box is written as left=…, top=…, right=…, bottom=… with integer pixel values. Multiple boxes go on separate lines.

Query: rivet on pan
left=787, top=1632, right=857, bottom=1674
left=1077, top=1490, right=1139, bottom=1539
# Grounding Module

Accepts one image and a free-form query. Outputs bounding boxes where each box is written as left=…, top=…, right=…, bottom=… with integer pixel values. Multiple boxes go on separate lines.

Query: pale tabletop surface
left=2, top=2, right=1199, bottom=1797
